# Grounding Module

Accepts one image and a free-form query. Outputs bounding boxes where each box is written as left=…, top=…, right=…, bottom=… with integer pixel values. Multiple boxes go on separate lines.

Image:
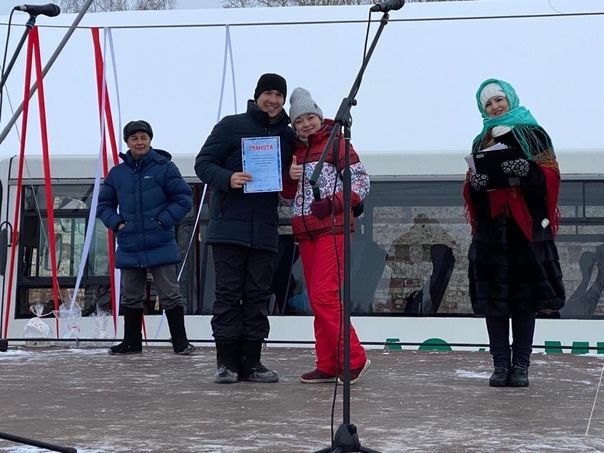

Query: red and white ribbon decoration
left=3, top=27, right=60, bottom=338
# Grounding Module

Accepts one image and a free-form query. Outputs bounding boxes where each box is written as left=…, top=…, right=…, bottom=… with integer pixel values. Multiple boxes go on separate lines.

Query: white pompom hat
left=479, top=82, right=506, bottom=108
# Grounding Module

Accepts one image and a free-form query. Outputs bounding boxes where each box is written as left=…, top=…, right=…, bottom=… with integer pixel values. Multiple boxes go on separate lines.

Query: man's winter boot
left=165, top=306, right=195, bottom=355
left=239, top=340, right=279, bottom=383
left=108, top=307, right=143, bottom=355
left=489, top=367, right=510, bottom=387
left=215, top=338, right=240, bottom=384
left=509, top=365, right=529, bottom=387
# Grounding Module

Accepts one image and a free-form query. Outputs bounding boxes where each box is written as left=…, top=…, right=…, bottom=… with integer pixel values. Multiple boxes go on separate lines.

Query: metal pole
left=0, top=0, right=96, bottom=145
left=0, top=431, right=77, bottom=453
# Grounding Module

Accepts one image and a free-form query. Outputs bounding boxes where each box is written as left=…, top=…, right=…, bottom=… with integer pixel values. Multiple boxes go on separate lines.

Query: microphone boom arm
left=308, top=12, right=391, bottom=198
left=0, top=15, right=37, bottom=95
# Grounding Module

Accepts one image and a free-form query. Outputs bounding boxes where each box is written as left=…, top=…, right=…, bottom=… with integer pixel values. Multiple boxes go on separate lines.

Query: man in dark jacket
left=195, top=73, right=294, bottom=383
left=98, top=120, right=194, bottom=356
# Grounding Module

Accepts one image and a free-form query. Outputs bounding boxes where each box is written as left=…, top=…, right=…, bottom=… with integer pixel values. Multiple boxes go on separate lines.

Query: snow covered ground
left=1, top=347, right=604, bottom=452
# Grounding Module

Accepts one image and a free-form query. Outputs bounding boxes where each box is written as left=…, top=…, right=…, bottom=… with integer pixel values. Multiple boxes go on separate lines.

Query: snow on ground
left=1, top=347, right=604, bottom=452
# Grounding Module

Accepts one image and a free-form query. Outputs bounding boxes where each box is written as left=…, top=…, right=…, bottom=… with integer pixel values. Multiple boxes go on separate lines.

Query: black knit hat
left=253, top=73, right=287, bottom=101
left=123, top=120, right=153, bottom=142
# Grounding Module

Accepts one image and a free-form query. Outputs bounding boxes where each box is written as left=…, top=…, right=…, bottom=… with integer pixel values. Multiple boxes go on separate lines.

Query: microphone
left=14, top=3, right=61, bottom=17
left=370, top=0, right=404, bottom=13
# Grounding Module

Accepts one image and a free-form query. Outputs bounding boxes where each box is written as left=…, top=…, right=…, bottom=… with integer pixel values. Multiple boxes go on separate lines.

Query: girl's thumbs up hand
left=289, top=156, right=303, bottom=180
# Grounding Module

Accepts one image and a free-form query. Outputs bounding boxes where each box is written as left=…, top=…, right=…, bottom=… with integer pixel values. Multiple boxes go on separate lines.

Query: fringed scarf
left=465, top=79, right=561, bottom=241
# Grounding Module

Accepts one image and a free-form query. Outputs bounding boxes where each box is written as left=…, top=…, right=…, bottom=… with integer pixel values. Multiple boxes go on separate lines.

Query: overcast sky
left=0, top=0, right=223, bottom=15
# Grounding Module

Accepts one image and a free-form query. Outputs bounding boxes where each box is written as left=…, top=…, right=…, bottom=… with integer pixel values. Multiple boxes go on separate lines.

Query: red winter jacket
left=282, top=119, right=370, bottom=241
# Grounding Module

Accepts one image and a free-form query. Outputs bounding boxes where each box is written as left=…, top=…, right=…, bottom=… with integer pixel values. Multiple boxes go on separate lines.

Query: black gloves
left=501, top=158, right=529, bottom=177
left=310, top=198, right=332, bottom=219
left=469, top=172, right=489, bottom=191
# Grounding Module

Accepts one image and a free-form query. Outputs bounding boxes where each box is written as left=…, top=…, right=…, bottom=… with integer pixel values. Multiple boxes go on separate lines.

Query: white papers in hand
left=480, top=142, right=508, bottom=152
left=241, top=136, right=282, bottom=193
left=465, top=154, right=476, bottom=173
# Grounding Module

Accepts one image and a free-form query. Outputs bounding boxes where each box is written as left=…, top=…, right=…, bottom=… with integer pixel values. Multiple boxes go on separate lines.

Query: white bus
left=0, top=149, right=602, bottom=350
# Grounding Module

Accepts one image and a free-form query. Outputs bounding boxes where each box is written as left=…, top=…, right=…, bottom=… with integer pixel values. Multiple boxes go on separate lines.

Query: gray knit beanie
left=289, top=87, right=324, bottom=126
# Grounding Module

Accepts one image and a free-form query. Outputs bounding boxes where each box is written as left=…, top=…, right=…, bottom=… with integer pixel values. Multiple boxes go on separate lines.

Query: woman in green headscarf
left=463, top=79, right=565, bottom=388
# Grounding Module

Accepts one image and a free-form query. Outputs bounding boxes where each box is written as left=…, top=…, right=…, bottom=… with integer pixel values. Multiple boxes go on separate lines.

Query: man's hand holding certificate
left=230, top=171, right=253, bottom=189
left=241, top=137, right=282, bottom=193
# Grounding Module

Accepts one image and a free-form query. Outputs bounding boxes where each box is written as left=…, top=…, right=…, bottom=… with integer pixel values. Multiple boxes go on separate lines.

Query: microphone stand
left=0, top=12, right=37, bottom=118
left=309, top=10, right=394, bottom=453
left=0, top=0, right=96, bottom=146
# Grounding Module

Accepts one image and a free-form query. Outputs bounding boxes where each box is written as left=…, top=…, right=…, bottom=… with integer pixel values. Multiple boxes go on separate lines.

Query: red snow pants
left=299, top=233, right=367, bottom=375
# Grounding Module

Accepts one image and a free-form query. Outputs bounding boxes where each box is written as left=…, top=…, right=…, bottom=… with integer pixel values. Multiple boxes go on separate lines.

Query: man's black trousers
left=211, top=244, right=276, bottom=340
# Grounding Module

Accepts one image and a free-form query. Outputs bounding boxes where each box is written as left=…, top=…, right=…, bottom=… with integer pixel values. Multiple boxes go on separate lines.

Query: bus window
left=363, top=180, right=469, bottom=316
left=17, top=184, right=107, bottom=318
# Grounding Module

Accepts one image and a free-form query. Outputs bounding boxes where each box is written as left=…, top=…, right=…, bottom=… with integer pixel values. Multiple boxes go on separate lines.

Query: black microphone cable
left=329, top=135, right=343, bottom=446
left=0, top=8, right=18, bottom=126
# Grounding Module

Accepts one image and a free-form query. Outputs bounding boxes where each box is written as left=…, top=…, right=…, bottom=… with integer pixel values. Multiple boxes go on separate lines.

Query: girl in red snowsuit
left=283, top=87, right=371, bottom=384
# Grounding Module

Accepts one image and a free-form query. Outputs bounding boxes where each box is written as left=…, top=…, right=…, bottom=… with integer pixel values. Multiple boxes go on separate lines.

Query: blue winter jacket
left=98, top=148, right=193, bottom=269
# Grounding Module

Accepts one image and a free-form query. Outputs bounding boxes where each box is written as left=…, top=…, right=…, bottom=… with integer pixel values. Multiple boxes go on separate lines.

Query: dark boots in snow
left=239, top=340, right=279, bottom=383
left=109, top=307, right=143, bottom=355
left=489, top=367, right=510, bottom=387
left=165, top=306, right=195, bottom=355
left=509, top=365, right=529, bottom=387
left=215, top=338, right=240, bottom=384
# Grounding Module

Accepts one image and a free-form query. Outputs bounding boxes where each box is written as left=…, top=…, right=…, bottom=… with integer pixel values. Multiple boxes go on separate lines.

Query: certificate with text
left=241, top=136, right=282, bottom=193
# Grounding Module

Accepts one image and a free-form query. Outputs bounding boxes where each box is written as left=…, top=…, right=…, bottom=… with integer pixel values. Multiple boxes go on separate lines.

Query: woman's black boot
left=509, top=365, right=529, bottom=387
left=489, top=367, right=510, bottom=387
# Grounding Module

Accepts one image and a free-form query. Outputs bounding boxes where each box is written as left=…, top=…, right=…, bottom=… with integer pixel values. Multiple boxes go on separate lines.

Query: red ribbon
left=91, top=28, right=146, bottom=341
left=4, top=27, right=60, bottom=337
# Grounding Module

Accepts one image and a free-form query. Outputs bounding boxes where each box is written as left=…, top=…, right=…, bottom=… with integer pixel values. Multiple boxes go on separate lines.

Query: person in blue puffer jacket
left=98, top=120, right=194, bottom=356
